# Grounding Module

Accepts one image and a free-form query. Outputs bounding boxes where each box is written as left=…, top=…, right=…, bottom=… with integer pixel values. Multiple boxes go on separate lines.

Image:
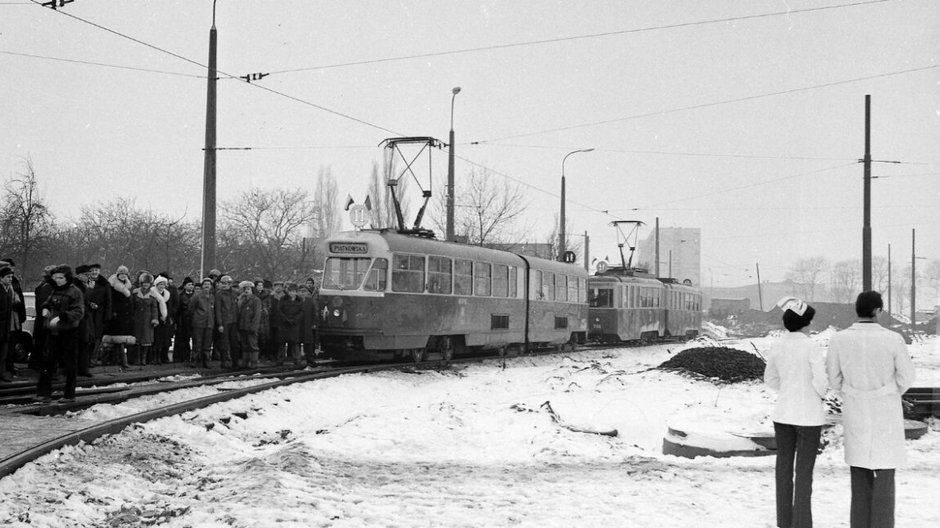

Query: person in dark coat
left=175, top=277, right=195, bottom=362
left=131, top=273, right=159, bottom=365
left=268, top=281, right=285, bottom=361
left=85, top=263, right=112, bottom=368
left=0, top=266, right=17, bottom=381
left=104, top=265, right=135, bottom=368
left=277, top=283, right=304, bottom=366
left=0, top=259, right=26, bottom=377
left=253, top=279, right=272, bottom=362
left=156, top=272, right=179, bottom=362
left=30, top=265, right=56, bottom=370
left=151, top=276, right=171, bottom=364
left=190, top=278, right=215, bottom=368
left=301, top=284, right=319, bottom=366
left=36, top=265, right=84, bottom=402
left=73, top=265, right=95, bottom=377
left=236, top=281, right=262, bottom=368
left=214, top=275, right=238, bottom=369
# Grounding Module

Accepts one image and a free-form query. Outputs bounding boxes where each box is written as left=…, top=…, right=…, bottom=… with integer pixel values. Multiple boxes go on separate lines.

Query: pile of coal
left=658, top=346, right=766, bottom=383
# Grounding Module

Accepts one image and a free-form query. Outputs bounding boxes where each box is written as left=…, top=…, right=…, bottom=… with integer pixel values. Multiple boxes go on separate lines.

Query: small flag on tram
left=364, top=195, right=372, bottom=211
left=344, top=194, right=355, bottom=211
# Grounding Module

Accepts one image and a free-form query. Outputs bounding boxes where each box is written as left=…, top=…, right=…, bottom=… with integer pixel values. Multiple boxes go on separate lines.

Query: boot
left=139, top=347, right=147, bottom=366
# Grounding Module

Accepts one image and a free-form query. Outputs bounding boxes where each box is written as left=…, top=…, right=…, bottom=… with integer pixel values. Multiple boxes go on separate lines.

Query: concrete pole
left=200, top=1, right=219, bottom=279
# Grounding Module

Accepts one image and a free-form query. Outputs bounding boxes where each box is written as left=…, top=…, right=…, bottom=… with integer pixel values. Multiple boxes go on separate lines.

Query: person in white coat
left=826, top=291, right=916, bottom=528
left=764, top=297, right=826, bottom=528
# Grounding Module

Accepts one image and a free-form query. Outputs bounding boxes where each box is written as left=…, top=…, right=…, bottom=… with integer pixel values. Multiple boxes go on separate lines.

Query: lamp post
left=446, top=86, right=461, bottom=242
left=559, top=148, right=594, bottom=259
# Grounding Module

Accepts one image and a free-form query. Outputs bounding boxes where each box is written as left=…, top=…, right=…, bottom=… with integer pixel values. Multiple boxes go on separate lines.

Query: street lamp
left=559, top=148, right=594, bottom=259
left=446, top=86, right=461, bottom=242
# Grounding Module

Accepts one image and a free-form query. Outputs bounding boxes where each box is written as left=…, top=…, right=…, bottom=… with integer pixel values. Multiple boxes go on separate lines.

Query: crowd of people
left=0, top=260, right=320, bottom=403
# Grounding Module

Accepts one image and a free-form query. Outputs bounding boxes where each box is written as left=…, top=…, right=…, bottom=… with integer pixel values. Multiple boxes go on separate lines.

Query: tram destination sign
left=330, top=242, right=368, bottom=254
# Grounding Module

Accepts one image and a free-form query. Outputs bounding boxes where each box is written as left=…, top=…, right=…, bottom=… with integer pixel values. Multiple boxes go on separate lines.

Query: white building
left=636, top=227, right=701, bottom=287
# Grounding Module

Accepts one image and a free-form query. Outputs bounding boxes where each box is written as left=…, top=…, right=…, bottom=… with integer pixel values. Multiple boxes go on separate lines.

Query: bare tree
left=219, top=187, right=316, bottom=280
left=785, top=257, right=828, bottom=301
left=436, top=168, right=527, bottom=247
left=313, top=166, right=341, bottom=237
left=872, top=255, right=889, bottom=293
left=72, top=198, right=200, bottom=277
left=0, top=157, right=55, bottom=276
left=829, top=259, right=861, bottom=303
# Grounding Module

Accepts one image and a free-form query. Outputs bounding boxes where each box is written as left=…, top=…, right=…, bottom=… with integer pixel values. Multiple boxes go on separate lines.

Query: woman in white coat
left=826, top=291, right=916, bottom=528
left=764, top=297, right=826, bottom=528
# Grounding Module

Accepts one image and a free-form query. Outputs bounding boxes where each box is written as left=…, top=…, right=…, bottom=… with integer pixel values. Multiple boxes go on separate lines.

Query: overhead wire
left=266, top=0, right=889, bottom=75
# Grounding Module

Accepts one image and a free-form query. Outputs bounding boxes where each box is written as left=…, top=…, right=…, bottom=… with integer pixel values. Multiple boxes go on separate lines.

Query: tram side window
left=363, top=258, right=388, bottom=291
left=567, top=277, right=577, bottom=303
left=589, top=287, right=613, bottom=308
left=392, top=254, right=425, bottom=293
left=556, top=274, right=567, bottom=301
left=493, top=264, right=509, bottom=297
left=474, top=262, right=492, bottom=296
left=579, top=278, right=586, bottom=303
left=542, top=272, right=555, bottom=300
left=427, top=256, right=453, bottom=294
left=509, top=266, right=518, bottom=297
left=454, top=259, right=473, bottom=295
left=533, top=270, right=543, bottom=300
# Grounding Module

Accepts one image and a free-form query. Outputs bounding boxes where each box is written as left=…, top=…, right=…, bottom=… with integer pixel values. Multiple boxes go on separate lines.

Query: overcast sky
left=2, top=0, right=938, bottom=286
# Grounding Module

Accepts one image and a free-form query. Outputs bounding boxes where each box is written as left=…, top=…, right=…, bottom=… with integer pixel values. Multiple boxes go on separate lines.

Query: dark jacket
left=0, top=283, right=14, bottom=343
left=191, top=290, right=215, bottom=329
left=85, top=275, right=112, bottom=339
left=277, top=294, right=304, bottom=343
left=237, top=292, right=262, bottom=333
left=106, top=274, right=135, bottom=337
left=176, top=289, right=195, bottom=333
left=302, top=293, right=319, bottom=343
left=41, top=281, right=85, bottom=335
left=215, top=289, right=237, bottom=326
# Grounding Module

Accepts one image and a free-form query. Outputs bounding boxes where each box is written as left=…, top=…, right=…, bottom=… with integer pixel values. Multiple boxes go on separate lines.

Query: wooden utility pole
left=862, top=95, right=872, bottom=291
left=911, top=229, right=916, bottom=330
left=887, top=243, right=892, bottom=316
left=756, top=262, right=764, bottom=311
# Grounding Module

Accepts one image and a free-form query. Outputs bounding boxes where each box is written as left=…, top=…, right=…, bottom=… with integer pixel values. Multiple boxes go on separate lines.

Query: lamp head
left=452, top=86, right=462, bottom=95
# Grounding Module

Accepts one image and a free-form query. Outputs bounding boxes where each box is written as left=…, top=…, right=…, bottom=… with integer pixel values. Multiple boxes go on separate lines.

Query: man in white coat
left=826, top=291, right=916, bottom=528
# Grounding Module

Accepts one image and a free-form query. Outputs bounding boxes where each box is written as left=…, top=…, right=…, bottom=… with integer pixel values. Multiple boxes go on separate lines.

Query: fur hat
left=200, top=277, right=214, bottom=286
left=180, top=276, right=194, bottom=288
left=116, top=265, right=129, bottom=276
left=75, top=264, right=91, bottom=275
left=0, top=267, right=13, bottom=278
left=88, top=263, right=102, bottom=270
left=209, top=269, right=222, bottom=279
left=138, top=272, right=154, bottom=285
left=238, top=280, right=254, bottom=290
left=153, top=276, right=168, bottom=287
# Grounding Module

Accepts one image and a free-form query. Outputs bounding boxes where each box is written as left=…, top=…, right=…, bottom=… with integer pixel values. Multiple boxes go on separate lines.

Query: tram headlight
left=333, top=309, right=341, bottom=317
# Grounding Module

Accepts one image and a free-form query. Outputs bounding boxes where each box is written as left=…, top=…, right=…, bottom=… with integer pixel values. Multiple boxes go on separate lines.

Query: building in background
left=636, top=227, right=701, bottom=286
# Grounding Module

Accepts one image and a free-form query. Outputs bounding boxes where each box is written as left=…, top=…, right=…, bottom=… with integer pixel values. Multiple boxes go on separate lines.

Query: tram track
left=0, top=340, right=698, bottom=480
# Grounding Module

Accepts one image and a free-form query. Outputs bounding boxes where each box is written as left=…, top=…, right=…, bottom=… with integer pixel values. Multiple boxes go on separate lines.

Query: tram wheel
left=411, top=348, right=425, bottom=362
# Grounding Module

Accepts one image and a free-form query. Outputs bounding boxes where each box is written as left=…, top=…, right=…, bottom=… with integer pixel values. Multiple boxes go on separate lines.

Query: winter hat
left=2, top=258, right=14, bottom=267
left=0, top=267, right=13, bottom=278
left=139, top=272, right=154, bottom=285
left=116, top=265, right=129, bottom=276
left=200, top=277, right=214, bottom=286
left=153, top=276, right=168, bottom=287
left=88, top=263, right=102, bottom=270
left=75, top=264, right=91, bottom=275
left=209, top=269, right=222, bottom=279
left=238, top=280, right=254, bottom=290
left=180, top=276, right=194, bottom=288
left=285, top=282, right=298, bottom=291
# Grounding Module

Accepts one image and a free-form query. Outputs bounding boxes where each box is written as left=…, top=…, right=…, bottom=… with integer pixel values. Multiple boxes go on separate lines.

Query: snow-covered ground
left=1, top=332, right=938, bottom=527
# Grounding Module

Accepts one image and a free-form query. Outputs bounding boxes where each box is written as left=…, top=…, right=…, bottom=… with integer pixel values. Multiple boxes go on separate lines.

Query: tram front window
left=589, top=288, right=613, bottom=308
left=323, top=257, right=379, bottom=290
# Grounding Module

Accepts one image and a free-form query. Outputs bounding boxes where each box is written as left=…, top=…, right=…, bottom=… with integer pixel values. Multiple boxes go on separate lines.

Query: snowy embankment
left=1, top=334, right=938, bottom=527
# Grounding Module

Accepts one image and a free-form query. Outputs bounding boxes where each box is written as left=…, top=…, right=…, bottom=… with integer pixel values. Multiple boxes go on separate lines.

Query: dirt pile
left=658, top=346, right=766, bottom=383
